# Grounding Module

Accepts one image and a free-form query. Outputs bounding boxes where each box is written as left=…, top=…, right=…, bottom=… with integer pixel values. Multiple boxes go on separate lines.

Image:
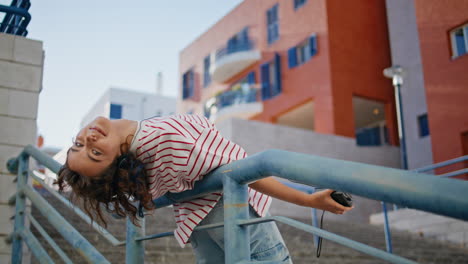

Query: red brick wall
left=414, top=0, right=468, bottom=173
left=325, top=0, right=395, bottom=140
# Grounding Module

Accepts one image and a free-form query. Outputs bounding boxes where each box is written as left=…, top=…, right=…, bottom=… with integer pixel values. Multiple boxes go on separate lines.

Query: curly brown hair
left=54, top=150, right=154, bottom=227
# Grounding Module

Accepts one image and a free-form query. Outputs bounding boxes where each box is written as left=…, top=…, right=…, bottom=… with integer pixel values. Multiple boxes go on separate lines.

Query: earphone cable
left=316, top=210, right=325, bottom=258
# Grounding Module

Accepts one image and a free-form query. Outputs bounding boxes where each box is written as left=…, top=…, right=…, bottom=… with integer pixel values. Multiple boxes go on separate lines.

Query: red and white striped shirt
left=129, top=114, right=272, bottom=247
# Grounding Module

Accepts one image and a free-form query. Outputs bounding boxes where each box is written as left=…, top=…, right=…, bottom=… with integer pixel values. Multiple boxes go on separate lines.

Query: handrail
left=10, top=144, right=468, bottom=263
left=438, top=168, right=468, bottom=178
left=380, top=155, right=468, bottom=254
left=155, top=149, right=468, bottom=221
left=413, top=155, right=468, bottom=173
left=8, top=144, right=62, bottom=174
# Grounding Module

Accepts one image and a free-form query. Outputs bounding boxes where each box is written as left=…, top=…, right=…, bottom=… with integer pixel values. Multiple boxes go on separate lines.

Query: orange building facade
left=179, top=0, right=398, bottom=147
left=413, top=0, right=468, bottom=175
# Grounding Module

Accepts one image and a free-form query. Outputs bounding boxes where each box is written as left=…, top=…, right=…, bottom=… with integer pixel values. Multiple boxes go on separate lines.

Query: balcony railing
left=215, top=39, right=255, bottom=62
left=0, top=1, right=31, bottom=37
left=211, top=39, right=260, bottom=83
left=205, top=86, right=259, bottom=119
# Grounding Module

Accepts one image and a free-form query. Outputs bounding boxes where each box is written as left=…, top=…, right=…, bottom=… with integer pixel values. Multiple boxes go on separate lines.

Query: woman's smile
left=89, top=126, right=106, bottom=137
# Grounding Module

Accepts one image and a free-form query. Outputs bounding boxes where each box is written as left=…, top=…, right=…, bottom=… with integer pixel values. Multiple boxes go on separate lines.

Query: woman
left=56, top=114, right=352, bottom=263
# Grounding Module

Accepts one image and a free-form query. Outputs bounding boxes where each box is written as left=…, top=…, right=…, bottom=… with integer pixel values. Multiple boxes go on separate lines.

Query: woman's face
left=67, top=117, right=123, bottom=178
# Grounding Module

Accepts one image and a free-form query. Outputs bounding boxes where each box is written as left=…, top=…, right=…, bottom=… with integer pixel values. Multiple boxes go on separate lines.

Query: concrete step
left=30, top=189, right=468, bottom=263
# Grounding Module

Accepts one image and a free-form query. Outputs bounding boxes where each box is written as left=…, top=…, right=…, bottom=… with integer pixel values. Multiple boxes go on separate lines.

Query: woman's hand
left=248, top=177, right=354, bottom=215
left=303, top=189, right=353, bottom=215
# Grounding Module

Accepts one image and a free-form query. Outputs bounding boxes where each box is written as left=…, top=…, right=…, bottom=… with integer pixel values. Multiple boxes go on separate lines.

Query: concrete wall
left=0, top=33, right=44, bottom=263
left=385, top=0, right=433, bottom=170
left=81, top=87, right=176, bottom=128
left=217, top=118, right=401, bottom=223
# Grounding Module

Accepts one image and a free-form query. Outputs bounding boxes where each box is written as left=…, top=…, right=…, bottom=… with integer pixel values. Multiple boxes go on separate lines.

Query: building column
left=0, top=33, right=44, bottom=263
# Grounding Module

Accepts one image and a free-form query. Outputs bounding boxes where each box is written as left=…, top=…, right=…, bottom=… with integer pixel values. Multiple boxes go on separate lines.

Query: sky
left=8, top=0, right=243, bottom=149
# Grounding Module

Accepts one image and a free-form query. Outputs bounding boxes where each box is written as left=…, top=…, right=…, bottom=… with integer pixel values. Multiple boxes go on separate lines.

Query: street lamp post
left=383, top=65, right=408, bottom=170
left=381, top=65, right=407, bottom=253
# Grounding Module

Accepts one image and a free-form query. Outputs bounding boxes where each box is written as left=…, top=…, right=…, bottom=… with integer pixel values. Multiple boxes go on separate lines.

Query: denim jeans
left=190, top=198, right=292, bottom=263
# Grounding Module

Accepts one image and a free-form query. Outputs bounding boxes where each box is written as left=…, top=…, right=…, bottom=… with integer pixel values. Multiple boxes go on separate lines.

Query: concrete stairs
left=30, top=189, right=468, bottom=264
left=279, top=218, right=468, bottom=264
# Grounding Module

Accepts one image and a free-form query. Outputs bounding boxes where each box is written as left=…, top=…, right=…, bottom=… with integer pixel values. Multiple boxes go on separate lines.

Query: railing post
left=223, top=176, right=250, bottom=264
left=381, top=202, right=393, bottom=253
left=126, top=216, right=145, bottom=264
left=11, top=155, right=29, bottom=264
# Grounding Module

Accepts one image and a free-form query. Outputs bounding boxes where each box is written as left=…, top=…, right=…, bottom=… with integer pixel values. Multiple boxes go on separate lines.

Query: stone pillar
left=0, top=33, right=44, bottom=263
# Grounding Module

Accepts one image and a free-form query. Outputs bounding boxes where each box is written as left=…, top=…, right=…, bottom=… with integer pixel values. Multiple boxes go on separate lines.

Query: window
left=109, top=103, right=122, bottom=119
left=450, top=23, right=468, bottom=58
left=288, top=34, right=317, bottom=68
left=294, top=0, right=307, bottom=9
left=266, top=4, right=279, bottom=44
left=418, top=114, right=429, bottom=137
left=203, top=56, right=211, bottom=87
left=261, top=54, right=282, bottom=100
left=356, top=125, right=389, bottom=146
left=356, top=127, right=382, bottom=146
left=182, top=69, right=195, bottom=99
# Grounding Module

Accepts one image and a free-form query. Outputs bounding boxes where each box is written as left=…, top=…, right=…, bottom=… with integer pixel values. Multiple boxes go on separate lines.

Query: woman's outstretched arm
left=248, top=177, right=353, bottom=214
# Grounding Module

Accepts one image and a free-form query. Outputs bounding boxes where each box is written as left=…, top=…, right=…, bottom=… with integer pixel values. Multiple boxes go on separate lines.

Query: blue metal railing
left=0, top=0, right=31, bottom=36
left=218, top=88, right=258, bottom=108
left=205, top=87, right=259, bottom=119
left=216, top=39, right=255, bottom=62
left=8, top=145, right=468, bottom=263
left=380, top=155, right=468, bottom=253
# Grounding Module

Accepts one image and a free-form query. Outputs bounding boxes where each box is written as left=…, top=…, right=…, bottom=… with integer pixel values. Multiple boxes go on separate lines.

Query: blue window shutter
left=273, top=5, right=278, bottom=21
left=266, top=9, right=271, bottom=43
left=203, top=56, right=211, bottom=87
left=266, top=4, right=280, bottom=44
left=266, top=9, right=271, bottom=25
left=274, top=53, right=282, bottom=96
left=261, top=63, right=270, bottom=100
left=190, top=71, right=195, bottom=98
left=182, top=73, right=188, bottom=99
left=273, top=5, right=279, bottom=42
left=247, top=71, right=256, bottom=84
left=309, top=34, right=317, bottom=56
left=227, top=37, right=235, bottom=53
left=242, top=27, right=249, bottom=45
left=288, top=47, right=297, bottom=68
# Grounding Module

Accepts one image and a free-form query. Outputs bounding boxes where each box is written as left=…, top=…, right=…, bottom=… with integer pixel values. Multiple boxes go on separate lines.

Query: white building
left=80, top=87, right=176, bottom=127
